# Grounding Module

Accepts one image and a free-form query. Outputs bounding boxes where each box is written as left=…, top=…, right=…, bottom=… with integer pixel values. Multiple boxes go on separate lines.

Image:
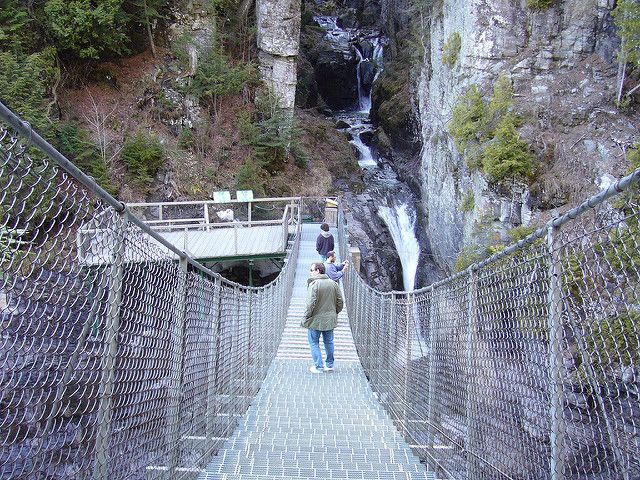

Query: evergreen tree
left=44, top=0, right=129, bottom=59
left=612, top=0, right=640, bottom=103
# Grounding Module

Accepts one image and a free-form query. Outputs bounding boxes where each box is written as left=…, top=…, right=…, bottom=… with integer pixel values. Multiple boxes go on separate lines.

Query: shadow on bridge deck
left=199, top=225, right=433, bottom=479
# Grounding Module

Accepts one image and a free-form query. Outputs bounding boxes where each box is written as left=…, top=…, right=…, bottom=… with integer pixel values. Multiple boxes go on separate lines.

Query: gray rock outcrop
left=256, top=0, right=301, bottom=113
left=409, top=0, right=637, bottom=273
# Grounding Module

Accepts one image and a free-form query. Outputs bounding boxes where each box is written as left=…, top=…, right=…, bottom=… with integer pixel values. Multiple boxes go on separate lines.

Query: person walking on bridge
left=302, top=262, right=343, bottom=373
left=315, top=223, right=334, bottom=261
left=325, top=250, right=349, bottom=283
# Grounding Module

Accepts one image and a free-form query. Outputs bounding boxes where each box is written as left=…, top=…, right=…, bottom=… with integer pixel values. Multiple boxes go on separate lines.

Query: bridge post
left=547, top=224, right=566, bottom=480
left=387, top=294, right=397, bottom=416
left=206, top=277, right=222, bottom=440
left=93, top=212, right=128, bottom=480
left=403, top=293, right=413, bottom=437
left=349, top=246, right=361, bottom=274
left=426, top=292, right=437, bottom=448
left=464, top=268, right=480, bottom=478
left=165, top=257, right=190, bottom=479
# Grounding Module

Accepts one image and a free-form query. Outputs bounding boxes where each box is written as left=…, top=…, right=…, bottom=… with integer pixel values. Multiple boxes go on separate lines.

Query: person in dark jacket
left=301, top=262, right=344, bottom=373
left=325, top=250, right=349, bottom=282
left=315, top=223, right=334, bottom=261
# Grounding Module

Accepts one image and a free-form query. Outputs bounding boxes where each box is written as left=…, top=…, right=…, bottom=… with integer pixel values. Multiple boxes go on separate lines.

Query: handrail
left=338, top=166, right=640, bottom=480
left=0, top=101, right=303, bottom=480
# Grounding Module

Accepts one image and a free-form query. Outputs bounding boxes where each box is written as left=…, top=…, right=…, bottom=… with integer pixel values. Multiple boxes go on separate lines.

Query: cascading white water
left=377, top=203, right=420, bottom=290
left=355, top=48, right=371, bottom=113
left=349, top=129, right=377, bottom=168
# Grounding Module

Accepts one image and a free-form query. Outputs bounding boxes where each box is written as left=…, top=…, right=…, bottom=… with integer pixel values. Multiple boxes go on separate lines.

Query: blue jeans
left=308, top=329, right=334, bottom=369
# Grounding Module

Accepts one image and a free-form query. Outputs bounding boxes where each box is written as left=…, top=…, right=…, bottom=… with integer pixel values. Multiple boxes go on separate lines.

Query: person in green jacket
left=302, top=262, right=344, bottom=373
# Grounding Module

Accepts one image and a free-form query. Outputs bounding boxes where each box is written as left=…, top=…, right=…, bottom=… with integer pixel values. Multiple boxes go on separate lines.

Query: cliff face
left=399, top=0, right=637, bottom=272
left=257, top=0, right=301, bottom=112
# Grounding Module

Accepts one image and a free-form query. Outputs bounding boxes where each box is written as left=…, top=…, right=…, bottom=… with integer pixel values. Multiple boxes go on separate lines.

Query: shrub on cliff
left=0, top=48, right=58, bottom=133
left=121, top=132, right=164, bottom=186
left=481, top=117, right=535, bottom=182
left=442, top=32, right=461, bottom=67
left=612, top=0, right=640, bottom=105
left=527, top=0, right=556, bottom=9
left=450, top=77, right=534, bottom=183
left=44, top=0, right=129, bottom=59
left=235, top=157, right=266, bottom=197
left=449, top=84, right=488, bottom=153
left=190, top=46, right=258, bottom=117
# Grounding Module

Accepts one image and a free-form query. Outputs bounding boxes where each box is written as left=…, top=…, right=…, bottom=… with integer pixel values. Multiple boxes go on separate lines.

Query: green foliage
left=628, top=142, right=640, bottom=174
left=508, top=225, right=536, bottom=242
left=488, top=75, right=514, bottom=122
left=239, top=93, right=309, bottom=173
left=178, top=128, right=196, bottom=150
left=253, top=110, right=307, bottom=172
left=0, top=0, right=33, bottom=52
left=120, top=132, right=164, bottom=186
left=0, top=48, right=58, bottom=133
left=44, top=0, right=129, bottom=59
left=527, top=0, right=556, bottom=9
left=129, top=0, right=167, bottom=29
left=481, top=117, right=535, bottom=181
left=460, top=190, right=475, bottom=213
left=172, top=33, right=194, bottom=70
left=449, top=84, right=488, bottom=153
left=441, top=32, right=461, bottom=67
left=235, top=157, right=266, bottom=197
left=235, top=109, right=259, bottom=144
left=454, top=245, right=485, bottom=273
left=190, top=46, right=258, bottom=113
left=450, top=78, right=534, bottom=183
left=585, top=311, right=639, bottom=368
left=54, top=122, right=116, bottom=195
left=613, top=0, right=640, bottom=67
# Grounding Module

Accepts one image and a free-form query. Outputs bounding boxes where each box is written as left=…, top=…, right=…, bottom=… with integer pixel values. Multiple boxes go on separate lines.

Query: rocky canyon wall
left=398, top=0, right=637, bottom=272
left=257, top=0, right=301, bottom=112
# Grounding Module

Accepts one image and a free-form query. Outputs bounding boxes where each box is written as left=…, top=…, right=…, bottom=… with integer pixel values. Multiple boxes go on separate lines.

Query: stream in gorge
left=314, top=16, right=440, bottom=291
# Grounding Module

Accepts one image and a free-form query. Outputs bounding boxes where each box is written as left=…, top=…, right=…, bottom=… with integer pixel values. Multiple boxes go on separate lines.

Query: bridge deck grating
left=199, top=224, right=433, bottom=480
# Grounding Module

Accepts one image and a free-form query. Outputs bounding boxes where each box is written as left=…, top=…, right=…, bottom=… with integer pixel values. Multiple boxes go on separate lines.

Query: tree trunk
left=143, top=0, right=157, bottom=58
left=617, top=58, right=626, bottom=104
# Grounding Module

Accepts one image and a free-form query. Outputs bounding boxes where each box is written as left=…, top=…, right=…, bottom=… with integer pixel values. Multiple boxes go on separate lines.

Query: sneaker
left=309, top=365, right=323, bottom=374
left=324, top=366, right=334, bottom=372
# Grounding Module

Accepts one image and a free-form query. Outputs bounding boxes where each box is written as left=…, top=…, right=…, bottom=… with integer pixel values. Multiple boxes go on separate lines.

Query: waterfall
left=316, top=17, right=425, bottom=290
left=355, top=48, right=371, bottom=113
left=349, top=127, right=377, bottom=168
left=377, top=203, right=420, bottom=290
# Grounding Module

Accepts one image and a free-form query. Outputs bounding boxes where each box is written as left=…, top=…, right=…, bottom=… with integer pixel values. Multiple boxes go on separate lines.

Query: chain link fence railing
left=0, top=102, right=300, bottom=479
left=339, top=168, right=640, bottom=480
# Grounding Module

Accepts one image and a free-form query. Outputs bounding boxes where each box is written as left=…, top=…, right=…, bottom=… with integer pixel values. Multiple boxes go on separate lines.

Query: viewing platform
left=77, top=195, right=303, bottom=265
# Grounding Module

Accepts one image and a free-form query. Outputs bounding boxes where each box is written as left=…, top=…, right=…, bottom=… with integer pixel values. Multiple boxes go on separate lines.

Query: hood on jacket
left=307, top=274, right=329, bottom=286
left=320, top=231, right=331, bottom=238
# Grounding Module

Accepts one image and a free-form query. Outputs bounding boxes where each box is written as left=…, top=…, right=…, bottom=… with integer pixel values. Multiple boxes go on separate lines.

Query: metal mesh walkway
left=200, top=224, right=433, bottom=479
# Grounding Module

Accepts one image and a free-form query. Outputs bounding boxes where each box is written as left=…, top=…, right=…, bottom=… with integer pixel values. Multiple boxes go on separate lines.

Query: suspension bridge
left=1, top=100, right=640, bottom=480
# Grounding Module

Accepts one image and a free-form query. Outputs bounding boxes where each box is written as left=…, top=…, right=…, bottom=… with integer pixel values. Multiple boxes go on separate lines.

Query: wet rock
left=312, top=41, right=359, bottom=109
